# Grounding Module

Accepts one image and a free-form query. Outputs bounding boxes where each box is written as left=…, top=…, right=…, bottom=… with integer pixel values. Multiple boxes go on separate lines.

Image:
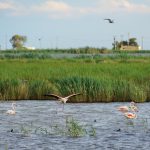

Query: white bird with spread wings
left=44, top=93, right=81, bottom=103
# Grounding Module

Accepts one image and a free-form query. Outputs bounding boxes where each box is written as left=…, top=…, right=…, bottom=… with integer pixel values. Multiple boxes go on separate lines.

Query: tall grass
left=0, top=58, right=150, bottom=102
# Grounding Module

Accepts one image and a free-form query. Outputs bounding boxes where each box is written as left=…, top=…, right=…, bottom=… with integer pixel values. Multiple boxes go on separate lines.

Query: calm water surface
left=0, top=101, right=150, bottom=150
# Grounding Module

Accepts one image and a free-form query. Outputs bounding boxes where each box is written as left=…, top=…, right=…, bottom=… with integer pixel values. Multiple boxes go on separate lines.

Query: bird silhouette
left=104, top=19, right=114, bottom=23
left=44, top=93, right=81, bottom=103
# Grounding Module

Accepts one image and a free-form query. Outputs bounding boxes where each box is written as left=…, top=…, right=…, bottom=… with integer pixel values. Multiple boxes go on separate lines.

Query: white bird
left=6, top=102, right=16, bottom=115
left=44, top=93, right=81, bottom=103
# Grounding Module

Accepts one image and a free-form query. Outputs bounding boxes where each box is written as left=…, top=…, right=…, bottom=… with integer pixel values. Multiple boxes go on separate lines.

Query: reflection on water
left=0, top=101, right=150, bottom=150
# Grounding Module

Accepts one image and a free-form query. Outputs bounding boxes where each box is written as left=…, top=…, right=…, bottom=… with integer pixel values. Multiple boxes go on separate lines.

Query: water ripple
left=0, top=101, right=150, bottom=149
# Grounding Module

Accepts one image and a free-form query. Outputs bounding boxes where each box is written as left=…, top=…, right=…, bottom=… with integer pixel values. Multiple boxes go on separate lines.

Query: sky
left=0, top=0, right=150, bottom=50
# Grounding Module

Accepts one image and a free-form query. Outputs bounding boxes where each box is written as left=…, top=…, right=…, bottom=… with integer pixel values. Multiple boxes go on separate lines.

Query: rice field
left=0, top=55, right=150, bottom=102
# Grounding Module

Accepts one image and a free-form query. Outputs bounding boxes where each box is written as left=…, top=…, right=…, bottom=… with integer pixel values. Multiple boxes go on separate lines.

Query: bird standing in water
left=117, top=101, right=138, bottom=113
left=6, top=102, right=16, bottom=115
left=124, top=112, right=137, bottom=119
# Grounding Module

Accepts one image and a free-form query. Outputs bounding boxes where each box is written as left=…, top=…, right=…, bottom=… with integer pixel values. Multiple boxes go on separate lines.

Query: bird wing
left=104, top=19, right=114, bottom=23
left=44, top=94, right=62, bottom=99
left=104, top=19, right=110, bottom=21
left=66, top=93, right=81, bottom=99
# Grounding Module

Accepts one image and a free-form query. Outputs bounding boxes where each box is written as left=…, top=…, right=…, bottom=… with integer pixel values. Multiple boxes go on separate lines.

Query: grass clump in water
left=18, top=118, right=95, bottom=138
left=66, top=117, right=86, bottom=137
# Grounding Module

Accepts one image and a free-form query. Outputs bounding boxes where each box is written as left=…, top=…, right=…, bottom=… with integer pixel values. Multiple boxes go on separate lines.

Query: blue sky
left=0, top=0, right=150, bottom=50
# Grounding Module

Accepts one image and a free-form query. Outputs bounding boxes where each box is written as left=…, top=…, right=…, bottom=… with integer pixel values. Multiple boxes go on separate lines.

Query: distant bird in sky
left=6, top=102, right=16, bottom=115
left=104, top=18, right=114, bottom=23
left=44, top=93, right=81, bottom=104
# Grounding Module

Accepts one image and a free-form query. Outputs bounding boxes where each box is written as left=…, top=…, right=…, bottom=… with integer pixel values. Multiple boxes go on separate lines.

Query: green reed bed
left=0, top=49, right=150, bottom=59
left=0, top=58, right=150, bottom=102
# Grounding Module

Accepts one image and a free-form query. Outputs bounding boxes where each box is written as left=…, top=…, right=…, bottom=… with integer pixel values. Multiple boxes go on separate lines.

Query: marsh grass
left=19, top=117, right=95, bottom=138
left=4, top=143, right=8, bottom=150
left=20, top=124, right=32, bottom=136
left=66, top=117, right=87, bottom=137
left=0, top=58, right=149, bottom=102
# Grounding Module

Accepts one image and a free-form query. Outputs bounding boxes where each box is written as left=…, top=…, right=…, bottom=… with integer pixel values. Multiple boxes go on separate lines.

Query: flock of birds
left=6, top=92, right=138, bottom=120
left=117, top=101, right=138, bottom=119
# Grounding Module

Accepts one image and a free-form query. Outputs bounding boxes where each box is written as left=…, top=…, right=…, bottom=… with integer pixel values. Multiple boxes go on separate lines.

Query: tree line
left=2, top=34, right=140, bottom=50
left=112, top=38, right=139, bottom=50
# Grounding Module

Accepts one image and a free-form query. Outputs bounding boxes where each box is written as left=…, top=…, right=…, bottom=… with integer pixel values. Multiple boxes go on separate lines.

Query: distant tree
left=10, top=34, right=27, bottom=49
left=112, top=37, right=138, bottom=50
left=120, top=40, right=128, bottom=46
left=129, top=38, right=138, bottom=46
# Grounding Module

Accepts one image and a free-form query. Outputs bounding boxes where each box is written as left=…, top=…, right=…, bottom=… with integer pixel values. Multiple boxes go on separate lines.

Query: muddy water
left=0, top=101, right=150, bottom=150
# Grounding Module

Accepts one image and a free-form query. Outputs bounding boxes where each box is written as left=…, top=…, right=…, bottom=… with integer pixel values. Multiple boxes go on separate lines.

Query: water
left=0, top=101, right=150, bottom=150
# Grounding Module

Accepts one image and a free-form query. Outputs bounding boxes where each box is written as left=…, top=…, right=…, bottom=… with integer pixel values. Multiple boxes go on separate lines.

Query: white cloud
left=1, top=0, right=150, bottom=18
left=0, top=1, right=14, bottom=10
left=32, top=0, right=73, bottom=18
left=33, top=0, right=71, bottom=12
left=80, top=0, right=150, bottom=14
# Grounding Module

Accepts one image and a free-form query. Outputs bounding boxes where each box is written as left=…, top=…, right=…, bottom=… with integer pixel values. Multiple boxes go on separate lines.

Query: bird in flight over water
left=44, top=93, right=81, bottom=110
left=44, top=93, right=81, bottom=104
left=104, top=19, right=114, bottom=23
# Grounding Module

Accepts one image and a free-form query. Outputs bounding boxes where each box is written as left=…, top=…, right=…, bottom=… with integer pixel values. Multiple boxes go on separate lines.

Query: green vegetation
left=0, top=54, right=150, bottom=102
left=19, top=117, right=94, bottom=137
left=0, top=48, right=150, bottom=59
left=9, top=34, right=27, bottom=49
left=113, top=37, right=139, bottom=50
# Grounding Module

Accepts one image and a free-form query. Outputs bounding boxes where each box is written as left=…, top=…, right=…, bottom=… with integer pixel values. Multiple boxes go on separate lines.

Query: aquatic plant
left=88, top=126, right=96, bottom=137
left=20, top=124, right=32, bottom=136
left=5, top=143, right=8, bottom=150
left=17, top=118, right=95, bottom=138
left=66, top=117, right=86, bottom=137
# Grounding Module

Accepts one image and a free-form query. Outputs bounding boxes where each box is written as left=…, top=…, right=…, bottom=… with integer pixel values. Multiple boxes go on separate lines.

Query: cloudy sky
left=0, top=0, right=150, bottom=49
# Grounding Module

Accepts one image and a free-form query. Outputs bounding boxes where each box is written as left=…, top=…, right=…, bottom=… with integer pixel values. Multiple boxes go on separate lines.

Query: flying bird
left=44, top=93, right=81, bottom=104
left=104, top=19, right=114, bottom=23
left=6, top=102, right=16, bottom=115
